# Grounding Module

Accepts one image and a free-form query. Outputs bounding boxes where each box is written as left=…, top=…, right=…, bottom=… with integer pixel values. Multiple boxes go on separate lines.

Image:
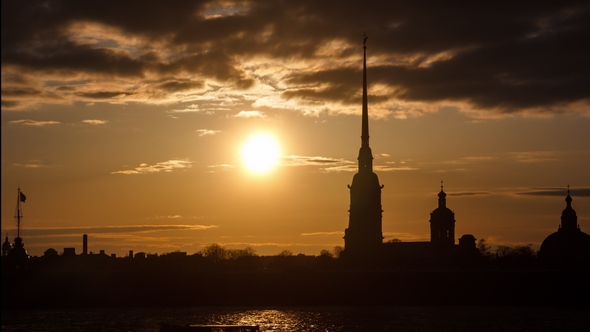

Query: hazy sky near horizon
left=2, top=0, right=590, bottom=257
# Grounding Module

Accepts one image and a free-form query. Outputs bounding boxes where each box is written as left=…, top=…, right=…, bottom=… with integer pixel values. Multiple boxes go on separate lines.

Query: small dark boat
left=160, top=324, right=259, bottom=332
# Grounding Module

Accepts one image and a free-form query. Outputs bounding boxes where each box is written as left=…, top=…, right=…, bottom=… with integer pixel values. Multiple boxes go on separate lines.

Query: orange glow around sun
left=240, top=134, right=281, bottom=173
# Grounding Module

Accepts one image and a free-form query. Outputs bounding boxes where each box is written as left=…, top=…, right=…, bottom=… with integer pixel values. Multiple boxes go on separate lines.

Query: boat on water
left=160, top=324, right=259, bottom=332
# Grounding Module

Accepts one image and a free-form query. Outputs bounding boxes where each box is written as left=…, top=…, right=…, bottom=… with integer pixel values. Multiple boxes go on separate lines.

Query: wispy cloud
left=440, top=156, right=495, bottom=165
left=301, top=231, right=342, bottom=236
left=82, top=119, right=107, bottom=125
left=0, top=224, right=218, bottom=237
left=281, top=155, right=353, bottom=167
left=12, top=159, right=53, bottom=168
left=111, top=159, right=192, bottom=175
left=280, top=155, right=418, bottom=172
left=195, top=129, right=221, bottom=136
left=374, top=165, right=420, bottom=172
left=233, top=110, right=266, bottom=118
left=509, top=151, right=558, bottom=163
left=9, top=119, right=60, bottom=126
left=169, top=104, right=203, bottom=113
left=207, top=164, right=235, bottom=172
left=152, top=215, right=183, bottom=219
left=447, top=191, right=491, bottom=196
left=383, top=232, right=430, bottom=242
left=514, top=187, right=590, bottom=197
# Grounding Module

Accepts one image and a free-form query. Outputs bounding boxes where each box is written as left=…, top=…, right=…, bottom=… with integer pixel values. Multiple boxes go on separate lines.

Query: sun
left=241, top=134, right=281, bottom=173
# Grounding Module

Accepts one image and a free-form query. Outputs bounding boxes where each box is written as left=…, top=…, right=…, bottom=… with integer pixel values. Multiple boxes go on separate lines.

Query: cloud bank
left=2, top=0, right=588, bottom=117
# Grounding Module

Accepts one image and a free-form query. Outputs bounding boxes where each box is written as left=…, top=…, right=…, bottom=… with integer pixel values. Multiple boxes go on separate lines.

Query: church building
left=539, top=188, right=590, bottom=266
left=342, top=37, right=478, bottom=265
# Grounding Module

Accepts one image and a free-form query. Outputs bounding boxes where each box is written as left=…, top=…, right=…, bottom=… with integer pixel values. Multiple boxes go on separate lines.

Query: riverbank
left=2, top=269, right=588, bottom=309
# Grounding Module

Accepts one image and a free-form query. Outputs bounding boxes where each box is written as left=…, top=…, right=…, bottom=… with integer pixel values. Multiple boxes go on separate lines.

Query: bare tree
left=477, top=239, right=492, bottom=257
left=201, top=243, right=226, bottom=264
left=495, top=245, right=514, bottom=258
left=319, top=249, right=333, bottom=258
left=332, top=246, right=344, bottom=259
left=276, top=249, right=293, bottom=257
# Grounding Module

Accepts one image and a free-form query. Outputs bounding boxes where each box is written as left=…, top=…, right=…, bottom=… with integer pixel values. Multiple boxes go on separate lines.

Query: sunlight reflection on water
left=2, top=306, right=590, bottom=332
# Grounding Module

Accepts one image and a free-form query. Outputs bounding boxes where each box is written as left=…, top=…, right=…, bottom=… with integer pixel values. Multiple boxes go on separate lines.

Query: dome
left=539, top=190, right=590, bottom=262
left=540, top=229, right=590, bottom=255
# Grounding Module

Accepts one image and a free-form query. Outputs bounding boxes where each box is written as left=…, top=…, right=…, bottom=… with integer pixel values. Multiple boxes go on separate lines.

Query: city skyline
left=2, top=1, right=590, bottom=257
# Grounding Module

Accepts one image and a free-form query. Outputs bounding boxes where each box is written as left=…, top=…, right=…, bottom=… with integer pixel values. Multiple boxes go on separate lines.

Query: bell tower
left=560, top=185, right=578, bottom=231
left=344, top=35, right=384, bottom=254
left=430, top=181, right=455, bottom=246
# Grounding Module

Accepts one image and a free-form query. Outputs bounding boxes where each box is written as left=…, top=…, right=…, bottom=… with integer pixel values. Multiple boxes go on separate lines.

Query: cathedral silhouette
left=341, top=36, right=590, bottom=267
left=343, top=35, right=385, bottom=255
left=341, top=37, right=487, bottom=264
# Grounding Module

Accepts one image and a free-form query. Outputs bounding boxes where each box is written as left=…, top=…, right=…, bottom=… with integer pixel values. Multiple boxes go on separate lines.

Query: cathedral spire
left=361, top=33, right=369, bottom=147
left=344, top=34, right=383, bottom=255
left=357, top=34, right=373, bottom=172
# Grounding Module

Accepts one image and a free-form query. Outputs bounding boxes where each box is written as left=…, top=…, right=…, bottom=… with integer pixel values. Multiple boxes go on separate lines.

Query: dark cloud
left=77, top=91, right=135, bottom=99
left=160, top=51, right=253, bottom=88
left=516, top=188, right=590, bottom=197
left=283, top=68, right=391, bottom=105
left=1, top=100, right=20, bottom=108
left=447, top=192, right=491, bottom=197
left=155, top=80, right=204, bottom=92
left=2, top=0, right=589, bottom=113
left=56, top=86, right=76, bottom=91
left=1, top=88, right=41, bottom=97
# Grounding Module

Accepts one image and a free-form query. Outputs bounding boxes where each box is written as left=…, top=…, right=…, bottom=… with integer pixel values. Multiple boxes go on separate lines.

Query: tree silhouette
left=277, top=250, right=293, bottom=257
left=200, top=243, right=226, bottom=264
left=477, top=239, right=492, bottom=258
left=332, top=246, right=344, bottom=259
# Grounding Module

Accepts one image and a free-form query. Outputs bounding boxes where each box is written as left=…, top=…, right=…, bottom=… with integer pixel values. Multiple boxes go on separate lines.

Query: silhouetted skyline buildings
left=342, top=38, right=476, bottom=262
left=341, top=37, right=589, bottom=266
left=2, top=38, right=589, bottom=267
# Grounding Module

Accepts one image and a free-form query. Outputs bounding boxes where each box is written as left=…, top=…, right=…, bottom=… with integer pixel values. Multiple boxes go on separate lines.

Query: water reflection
left=2, top=306, right=590, bottom=332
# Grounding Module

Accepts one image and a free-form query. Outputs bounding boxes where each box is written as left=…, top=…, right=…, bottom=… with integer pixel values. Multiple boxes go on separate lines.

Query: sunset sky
left=2, top=0, right=589, bottom=257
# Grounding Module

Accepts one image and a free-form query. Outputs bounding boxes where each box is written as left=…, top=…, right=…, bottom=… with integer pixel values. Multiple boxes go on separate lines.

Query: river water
left=2, top=306, right=589, bottom=331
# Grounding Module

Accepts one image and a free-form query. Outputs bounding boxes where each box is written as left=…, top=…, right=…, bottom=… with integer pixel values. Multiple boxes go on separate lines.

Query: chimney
left=83, top=234, right=88, bottom=255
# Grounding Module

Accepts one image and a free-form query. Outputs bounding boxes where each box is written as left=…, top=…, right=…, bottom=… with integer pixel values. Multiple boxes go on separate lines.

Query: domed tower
left=560, top=189, right=578, bottom=231
left=430, top=182, right=455, bottom=246
left=540, top=187, right=590, bottom=263
left=2, top=234, right=12, bottom=257
left=344, top=35, right=384, bottom=254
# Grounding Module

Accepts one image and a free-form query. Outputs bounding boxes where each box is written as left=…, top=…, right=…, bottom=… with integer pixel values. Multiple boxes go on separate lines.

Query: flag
left=19, top=191, right=26, bottom=202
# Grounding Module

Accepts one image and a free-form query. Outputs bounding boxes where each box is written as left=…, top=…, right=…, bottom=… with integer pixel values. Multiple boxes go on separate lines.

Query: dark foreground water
left=2, top=306, right=589, bottom=332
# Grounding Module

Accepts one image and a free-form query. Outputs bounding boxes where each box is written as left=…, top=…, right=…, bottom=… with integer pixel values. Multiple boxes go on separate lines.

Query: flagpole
left=16, top=187, right=22, bottom=238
